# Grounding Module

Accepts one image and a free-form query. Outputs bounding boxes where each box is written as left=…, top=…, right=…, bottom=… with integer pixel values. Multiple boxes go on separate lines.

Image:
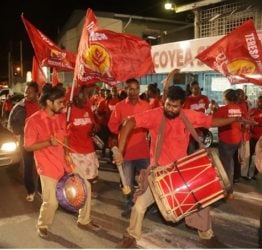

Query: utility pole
left=20, top=40, right=23, bottom=78
left=8, top=51, right=13, bottom=88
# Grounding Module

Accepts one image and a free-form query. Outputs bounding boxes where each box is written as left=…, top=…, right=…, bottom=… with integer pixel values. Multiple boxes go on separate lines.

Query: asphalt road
left=0, top=161, right=261, bottom=248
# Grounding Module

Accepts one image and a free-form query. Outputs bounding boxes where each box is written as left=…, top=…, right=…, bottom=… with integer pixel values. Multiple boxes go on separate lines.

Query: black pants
left=22, top=148, right=41, bottom=194
left=250, top=138, right=259, bottom=177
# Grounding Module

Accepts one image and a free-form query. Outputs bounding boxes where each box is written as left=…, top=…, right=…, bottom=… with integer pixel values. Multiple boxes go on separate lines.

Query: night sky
left=0, top=0, right=191, bottom=81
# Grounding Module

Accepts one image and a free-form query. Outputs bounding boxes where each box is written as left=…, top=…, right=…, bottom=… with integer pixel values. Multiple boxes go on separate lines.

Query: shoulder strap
left=152, top=114, right=167, bottom=166
left=180, top=110, right=206, bottom=149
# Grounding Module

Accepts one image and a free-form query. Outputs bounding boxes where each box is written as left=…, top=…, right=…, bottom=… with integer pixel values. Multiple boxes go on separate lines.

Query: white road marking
left=0, top=214, right=34, bottom=227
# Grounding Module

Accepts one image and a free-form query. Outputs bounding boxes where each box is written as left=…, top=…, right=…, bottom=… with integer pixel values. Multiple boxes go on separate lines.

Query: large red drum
left=148, top=149, right=230, bottom=222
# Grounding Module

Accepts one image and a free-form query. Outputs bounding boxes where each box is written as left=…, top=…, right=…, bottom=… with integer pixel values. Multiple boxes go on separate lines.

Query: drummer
left=24, top=85, right=100, bottom=239
left=114, top=85, right=245, bottom=248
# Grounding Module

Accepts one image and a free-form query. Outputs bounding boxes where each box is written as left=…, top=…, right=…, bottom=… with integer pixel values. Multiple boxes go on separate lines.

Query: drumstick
left=55, top=138, right=77, bottom=172
left=111, top=146, right=131, bottom=195
left=55, top=138, right=77, bottom=153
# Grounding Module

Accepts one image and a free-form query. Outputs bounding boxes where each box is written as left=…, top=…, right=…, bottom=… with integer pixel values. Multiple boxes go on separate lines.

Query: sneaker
left=116, top=234, right=136, bottom=248
left=241, top=176, right=251, bottom=181
left=200, top=236, right=228, bottom=248
left=77, top=221, right=101, bottom=231
left=233, top=178, right=240, bottom=184
left=37, top=228, right=48, bottom=238
left=26, top=193, right=35, bottom=202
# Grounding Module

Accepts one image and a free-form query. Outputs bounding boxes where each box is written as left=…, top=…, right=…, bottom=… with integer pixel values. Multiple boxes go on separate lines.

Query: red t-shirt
left=213, top=104, right=242, bottom=144
left=149, top=98, right=161, bottom=109
left=96, top=99, right=110, bottom=125
left=68, top=104, right=95, bottom=154
left=183, top=95, right=210, bottom=113
left=24, top=109, right=68, bottom=180
left=250, top=108, right=262, bottom=139
left=238, top=101, right=250, bottom=141
left=108, top=98, right=150, bottom=160
left=25, top=100, right=39, bottom=118
left=108, top=97, right=120, bottom=112
left=133, top=108, right=212, bottom=166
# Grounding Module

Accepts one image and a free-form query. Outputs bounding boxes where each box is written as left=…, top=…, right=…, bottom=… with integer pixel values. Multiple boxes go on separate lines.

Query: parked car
left=198, top=127, right=218, bottom=147
left=0, top=124, right=21, bottom=167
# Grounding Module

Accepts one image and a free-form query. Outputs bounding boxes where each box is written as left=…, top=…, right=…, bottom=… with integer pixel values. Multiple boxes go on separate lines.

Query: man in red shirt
left=183, top=81, right=210, bottom=153
left=8, top=82, right=40, bottom=202
left=234, top=89, right=251, bottom=181
left=183, top=81, right=209, bottom=113
left=115, top=86, right=239, bottom=248
left=24, top=86, right=100, bottom=239
left=108, top=78, right=150, bottom=218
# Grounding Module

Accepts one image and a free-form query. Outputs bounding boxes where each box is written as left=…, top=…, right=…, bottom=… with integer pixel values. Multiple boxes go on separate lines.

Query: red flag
left=31, top=56, right=47, bottom=89
left=21, top=15, right=76, bottom=71
left=52, top=68, right=61, bottom=86
left=74, top=8, right=155, bottom=86
left=196, top=20, right=262, bottom=85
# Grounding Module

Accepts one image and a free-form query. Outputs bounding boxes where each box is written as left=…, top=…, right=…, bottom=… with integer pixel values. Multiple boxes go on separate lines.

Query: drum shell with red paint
left=148, top=149, right=231, bottom=222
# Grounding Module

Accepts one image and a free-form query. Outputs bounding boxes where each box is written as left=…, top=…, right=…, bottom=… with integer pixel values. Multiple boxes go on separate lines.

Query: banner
left=31, top=56, right=47, bottom=88
left=74, top=8, right=155, bottom=86
left=21, top=15, right=76, bottom=71
left=196, top=20, right=262, bottom=85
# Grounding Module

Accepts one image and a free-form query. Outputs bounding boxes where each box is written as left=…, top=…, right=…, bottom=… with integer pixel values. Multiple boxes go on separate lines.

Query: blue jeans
left=123, top=158, right=150, bottom=209
left=218, top=141, right=239, bottom=193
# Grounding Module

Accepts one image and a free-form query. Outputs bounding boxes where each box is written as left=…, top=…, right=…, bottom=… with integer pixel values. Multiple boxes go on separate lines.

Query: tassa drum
left=56, top=173, right=87, bottom=213
left=148, top=149, right=230, bottom=222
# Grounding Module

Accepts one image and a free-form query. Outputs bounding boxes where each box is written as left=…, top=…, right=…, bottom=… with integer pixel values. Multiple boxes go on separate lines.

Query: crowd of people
left=3, top=73, right=261, bottom=247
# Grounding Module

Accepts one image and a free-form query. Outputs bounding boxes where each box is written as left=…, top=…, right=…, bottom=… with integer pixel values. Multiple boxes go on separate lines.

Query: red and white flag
left=21, top=15, right=76, bottom=71
left=31, top=56, right=47, bottom=89
left=74, top=8, right=155, bottom=86
left=196, top=19, right=262, bottom=85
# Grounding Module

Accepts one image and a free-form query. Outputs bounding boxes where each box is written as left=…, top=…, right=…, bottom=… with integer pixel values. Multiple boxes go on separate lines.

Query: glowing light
left=1, top=142, right=17, bottom=152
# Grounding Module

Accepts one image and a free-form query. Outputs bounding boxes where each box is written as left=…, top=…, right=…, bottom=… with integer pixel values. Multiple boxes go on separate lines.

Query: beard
left=164, top=110, right=179, bottom=119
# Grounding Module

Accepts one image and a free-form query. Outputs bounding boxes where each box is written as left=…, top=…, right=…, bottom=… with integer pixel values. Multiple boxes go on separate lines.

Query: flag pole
left=66, top=79, right=76, bottom=124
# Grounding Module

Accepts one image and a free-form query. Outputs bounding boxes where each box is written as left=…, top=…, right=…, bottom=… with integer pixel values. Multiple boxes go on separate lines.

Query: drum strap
left=180, top=111, right=206, bottom=149
left=153, top=115, right=167, bottom=167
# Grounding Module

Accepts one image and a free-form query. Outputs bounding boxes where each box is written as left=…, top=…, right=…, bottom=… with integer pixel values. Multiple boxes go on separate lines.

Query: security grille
left=198, top=1, right=262, bottom=38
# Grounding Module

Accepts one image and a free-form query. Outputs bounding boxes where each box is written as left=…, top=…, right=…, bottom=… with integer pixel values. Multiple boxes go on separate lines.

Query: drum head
left=56, top=173, right=87, bottom=213
left=208, top=149, right=231, bottom=193
left=148, top=169, right=180, bottom=223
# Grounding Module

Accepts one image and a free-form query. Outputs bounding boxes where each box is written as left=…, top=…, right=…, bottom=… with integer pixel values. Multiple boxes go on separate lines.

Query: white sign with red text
left=152, top=31, right=262, bottom=73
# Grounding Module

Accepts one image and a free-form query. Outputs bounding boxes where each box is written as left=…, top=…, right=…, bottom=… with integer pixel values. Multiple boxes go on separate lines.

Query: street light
left=164, top=1, right=175, bottom=10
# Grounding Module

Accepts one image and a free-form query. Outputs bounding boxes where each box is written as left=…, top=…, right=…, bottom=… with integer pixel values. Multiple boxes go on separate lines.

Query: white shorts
left=70, top=152, right=99, bottom=180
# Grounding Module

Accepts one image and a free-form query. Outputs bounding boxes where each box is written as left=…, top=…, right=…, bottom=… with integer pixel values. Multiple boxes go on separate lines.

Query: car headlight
left=1, top=142, right=17, bottom=152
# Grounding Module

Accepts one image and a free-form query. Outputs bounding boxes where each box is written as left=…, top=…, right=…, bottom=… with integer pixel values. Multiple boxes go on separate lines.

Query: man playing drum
left=114, top=85, right=244, bottom=248
left=24, top=86, right=100, bottom=239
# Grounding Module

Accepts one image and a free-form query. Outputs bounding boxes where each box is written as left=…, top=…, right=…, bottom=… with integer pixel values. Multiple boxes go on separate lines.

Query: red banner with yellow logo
left=74, top=8, right=155, bottom=86
left=22, top=15, right=76, bottom=71
left=196, top=19, right=262, bottom=85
